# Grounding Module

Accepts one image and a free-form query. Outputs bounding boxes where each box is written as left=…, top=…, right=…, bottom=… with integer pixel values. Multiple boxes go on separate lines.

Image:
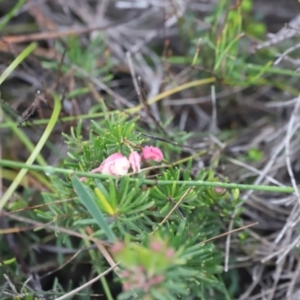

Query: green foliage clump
left=38, top=111, right=242, bottom=299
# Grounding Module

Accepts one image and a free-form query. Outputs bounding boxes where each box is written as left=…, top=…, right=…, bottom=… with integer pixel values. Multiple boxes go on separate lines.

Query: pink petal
left=113, top=157, right=130, bottom=176
left=99, top=152, right=124, bottom=171
left=129, top=151, right=141, bottom=173
left=101, top=160, right=116, bottom=175
left=79, top=152, right=130, bottom=180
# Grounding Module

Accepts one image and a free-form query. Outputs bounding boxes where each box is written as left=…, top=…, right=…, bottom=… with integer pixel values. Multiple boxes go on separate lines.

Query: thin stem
left=0, top=42, right=37, bottom=85
left=54, top=264, right=117, bottom=300
left=0, top=0, right=24, bottom=31
left=4, top=115, right=48, bottom=166
left=0, top=94, right=61, bottom=211
left=0, top=159, right=296, bottom=194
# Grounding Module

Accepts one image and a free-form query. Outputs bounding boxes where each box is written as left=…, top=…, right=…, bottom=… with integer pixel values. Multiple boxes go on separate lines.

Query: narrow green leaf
left=72, top=176, right=116, bottom=242
left=0, top=42, right=37, bottom=85
left=0, top=0, right=25, bottom=31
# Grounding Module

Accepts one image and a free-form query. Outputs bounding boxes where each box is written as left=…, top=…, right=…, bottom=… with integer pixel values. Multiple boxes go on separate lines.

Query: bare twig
left=209, top=85, right=218, bottom=132
left=284, top=93, right=300, bottom=203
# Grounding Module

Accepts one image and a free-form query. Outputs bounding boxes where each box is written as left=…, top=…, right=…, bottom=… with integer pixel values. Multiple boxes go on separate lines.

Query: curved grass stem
left=0, top=94, right=61, bottom=211
left=0, top=42, right=37, bottom=85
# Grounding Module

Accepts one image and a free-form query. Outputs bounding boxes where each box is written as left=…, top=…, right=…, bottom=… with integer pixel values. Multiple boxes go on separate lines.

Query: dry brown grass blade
left=0, top=24, right=116, bottom=44
left=158, top=187, right=192, bottom=226
left=2, top=211, right=111, bottom=246
left=202, top=222, right=258, bottom=245
left=5, top=198, right=74, bottom=215
left=0, top=42, right=61, bottom=59
left=28, top=3, right=58, bottom=31
left=85, top=226, right=120, bottom=274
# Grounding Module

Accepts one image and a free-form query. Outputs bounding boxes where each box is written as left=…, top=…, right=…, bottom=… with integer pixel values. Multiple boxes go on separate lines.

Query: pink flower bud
left=110, top=241, right=125, bottom=254
left=150, top=240, right=164, bottom=251
left=213, top=187, right=226, bottom=195
left=142, top=146, right=163, bottom=162
left=129, top=151, right=141, bottom=173
left=165, top=248, right=175, bottom=258
left=149, top=275, right=164, bottom=286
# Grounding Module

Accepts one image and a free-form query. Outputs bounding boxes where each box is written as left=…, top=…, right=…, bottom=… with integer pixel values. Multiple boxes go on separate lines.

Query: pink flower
left=79, top=153, right=130, bottom=181
left=129, top=151, right=141, bottom=173
left=142, top=146, right=163, bottom=162
left=99, top=153, right=130, bottom=176
left=99, top=153, right=124, bottom=166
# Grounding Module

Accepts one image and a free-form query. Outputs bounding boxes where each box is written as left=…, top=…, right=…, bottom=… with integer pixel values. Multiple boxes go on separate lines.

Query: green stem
left=4, top=115, right=48, bottom=166
left=0, top=94, right=61, bottom=211
left=0, top=42, right=37, bottom=85
left=0, top=159, right=296, bottom=194
left=0, top=0, right=25, bottom=31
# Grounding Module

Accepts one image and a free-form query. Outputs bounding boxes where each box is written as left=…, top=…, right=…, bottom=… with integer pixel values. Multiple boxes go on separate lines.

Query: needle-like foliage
left=38, top=111, right=243, bottom=299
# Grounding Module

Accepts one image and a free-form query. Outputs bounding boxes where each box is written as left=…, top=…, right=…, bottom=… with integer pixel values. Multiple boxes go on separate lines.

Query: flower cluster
left=80, top=146, right=163, bottom=181
left=110, top=237, right=176, bottom=294
left=120, top=267, right=164, bottom=293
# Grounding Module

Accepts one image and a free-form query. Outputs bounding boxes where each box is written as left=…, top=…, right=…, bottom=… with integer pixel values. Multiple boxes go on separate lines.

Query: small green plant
left=42, top=34, right=114, bottom=83
left=35, top=111, right=243, bottom=299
